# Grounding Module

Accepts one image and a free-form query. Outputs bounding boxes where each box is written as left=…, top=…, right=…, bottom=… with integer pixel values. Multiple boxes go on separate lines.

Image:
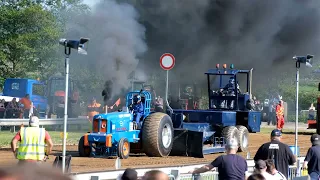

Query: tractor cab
left=125, top=90, right=152, bottom=118
left=46, top=76, right=79, bottom=118
left=207, top=64, right=252, bottom=111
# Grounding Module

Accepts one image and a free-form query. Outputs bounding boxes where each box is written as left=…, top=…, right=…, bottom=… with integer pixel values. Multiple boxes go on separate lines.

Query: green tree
left=0, top=0, right=62, bottom=81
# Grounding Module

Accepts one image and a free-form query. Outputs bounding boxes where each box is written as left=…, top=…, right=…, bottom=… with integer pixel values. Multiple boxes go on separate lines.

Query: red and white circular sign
left=160, top=53, right=175, bottom=70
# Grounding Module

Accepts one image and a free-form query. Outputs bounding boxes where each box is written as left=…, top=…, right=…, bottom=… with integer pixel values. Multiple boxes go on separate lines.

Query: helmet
left=133, top=95, right=141, bottom=103
left=229, top=77, right=235, bottom=84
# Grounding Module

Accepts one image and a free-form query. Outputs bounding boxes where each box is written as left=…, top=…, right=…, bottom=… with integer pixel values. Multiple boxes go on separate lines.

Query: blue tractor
left=78, top=64, right=261, bottom=158
left=78, top=90, right=174, bottom=158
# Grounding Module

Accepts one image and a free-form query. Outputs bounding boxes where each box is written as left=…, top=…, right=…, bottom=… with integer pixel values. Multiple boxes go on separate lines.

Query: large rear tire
left=117, top=138, right=130, bottom=159
left=78, top=136, right=91, bottom=157
left=142, top=112, right=174, bottom=157
left=236, top=125, right=249, bottom=152
left=222, top=126, right=239, bottom=145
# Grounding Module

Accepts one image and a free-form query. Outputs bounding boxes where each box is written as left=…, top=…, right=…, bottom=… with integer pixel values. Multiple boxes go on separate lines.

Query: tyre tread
left=142, top=112, right=170, bottom=157
left=236, top=125, right=249, bottom=152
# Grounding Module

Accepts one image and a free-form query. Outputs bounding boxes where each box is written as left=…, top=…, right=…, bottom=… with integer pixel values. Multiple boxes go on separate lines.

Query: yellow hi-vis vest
left=17, top=127, right=46, bottom=161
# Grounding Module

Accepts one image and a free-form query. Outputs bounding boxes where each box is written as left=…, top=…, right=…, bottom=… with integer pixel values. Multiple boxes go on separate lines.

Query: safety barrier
left=0, top=117, right=88, bottom=126
left=71, top=157, right=306, bottom=180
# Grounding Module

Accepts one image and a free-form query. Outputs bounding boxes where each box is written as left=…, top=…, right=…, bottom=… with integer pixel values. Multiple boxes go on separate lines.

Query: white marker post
left=160, top=53, right=175, bottom=111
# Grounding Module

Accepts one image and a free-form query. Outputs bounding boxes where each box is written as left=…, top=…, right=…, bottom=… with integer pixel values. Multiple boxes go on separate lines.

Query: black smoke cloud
left=124, top=0, right=320, bottom=87
left=65, top=0, right=147, bottom=102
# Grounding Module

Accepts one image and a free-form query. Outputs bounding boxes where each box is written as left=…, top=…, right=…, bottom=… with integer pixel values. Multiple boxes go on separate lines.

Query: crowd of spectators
left=0, top=94, right=34, bottom=119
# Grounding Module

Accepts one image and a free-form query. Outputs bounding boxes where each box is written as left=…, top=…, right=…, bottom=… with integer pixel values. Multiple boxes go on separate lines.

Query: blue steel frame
left=205, top=69, right=251, bottom=111
left=125, top=90, right=152, bottom=117
left=168, top=68, right=260, bottom=156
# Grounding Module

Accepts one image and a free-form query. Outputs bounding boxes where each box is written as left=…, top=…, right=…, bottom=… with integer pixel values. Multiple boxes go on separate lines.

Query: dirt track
left=0, top=131, right=313, bottom=173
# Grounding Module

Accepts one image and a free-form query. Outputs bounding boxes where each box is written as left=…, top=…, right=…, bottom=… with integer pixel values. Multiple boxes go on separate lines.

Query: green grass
left=259, top=126, right=314, bottom=135
left=0, top=129, right=85, bottom=148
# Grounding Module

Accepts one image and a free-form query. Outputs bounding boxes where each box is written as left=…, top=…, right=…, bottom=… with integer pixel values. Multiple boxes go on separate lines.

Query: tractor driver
left=220, top=77, right=241, bottom=109
left=132, top=95, right=144, bottom=128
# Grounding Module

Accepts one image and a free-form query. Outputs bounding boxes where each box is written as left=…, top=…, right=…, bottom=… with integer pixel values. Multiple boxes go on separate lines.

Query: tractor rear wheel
left=222, top=126, right=240, bottom=145
left=117, top=138, right=130, bottom=159
left=236, top=125, right=249, bottom=152
left=78, top=136, right=91, bottom=157
left=142, top=112, right=174, bottom=157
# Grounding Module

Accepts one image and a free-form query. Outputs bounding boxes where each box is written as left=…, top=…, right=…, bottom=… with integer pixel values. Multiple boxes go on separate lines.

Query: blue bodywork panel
left=3, top=78, right=47, bottom=117
left=170, top=109, right=261, bottom=133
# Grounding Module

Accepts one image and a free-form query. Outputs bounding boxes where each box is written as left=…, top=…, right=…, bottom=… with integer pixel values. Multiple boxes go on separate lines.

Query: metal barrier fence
left=90, top=166, right=304, bottom=180
left=0, top=117, right=88, bottom=126
left=72, top=158, right=308, bottom=180
left=168, top=166, right=303, bottom=180
left=0, top=117, right=89, bottom=132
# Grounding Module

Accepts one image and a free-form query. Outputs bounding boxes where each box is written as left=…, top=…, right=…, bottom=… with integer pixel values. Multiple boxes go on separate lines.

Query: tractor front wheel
left=78, top=136, right=91, bottom=157
left=117, top=138, right=130, bottom=159
left=142, top=112, right=174, bottom=157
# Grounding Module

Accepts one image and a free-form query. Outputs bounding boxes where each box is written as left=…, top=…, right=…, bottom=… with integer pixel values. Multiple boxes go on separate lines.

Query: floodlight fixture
left=293, top=54, right=314, bottom=68
left=59, top=37, right=89, bottom=55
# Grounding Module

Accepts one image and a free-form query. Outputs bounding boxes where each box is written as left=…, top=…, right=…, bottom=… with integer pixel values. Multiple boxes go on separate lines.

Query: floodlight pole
left=62, top=46, right=71, bottom=173
left=295, top=61, right=299, bottom=158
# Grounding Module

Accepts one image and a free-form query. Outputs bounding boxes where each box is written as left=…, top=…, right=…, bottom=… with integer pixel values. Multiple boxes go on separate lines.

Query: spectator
left=188, top=138, right=248, bottom=180
left=303, top=134, right=320, bottom=180
left=309, top=103, right=316, bottom=120
left=142, top=170, right=169, bottom=180
left=11, top=116, right=53, bottom=165
left=121, top=168, right=138, bottom=180
left=253, top=160, right=276, bottom=180
left=6, top=98, right=20, bottom=118
left=248, top=174, right=266, bottom=180
left=254, top=129, right=296, bottom=179
left=265, top=159, right=286, bottom=180
left=0, top=99, right=5, bottom=118
left=19, top=94, right=32, bottom=118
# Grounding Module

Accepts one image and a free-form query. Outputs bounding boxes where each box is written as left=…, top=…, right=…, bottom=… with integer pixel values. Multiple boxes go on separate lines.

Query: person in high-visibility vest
left=87, top=97, right=101, bottom=123
left=10, top=116, right=53, bottom=165
left=276, top=100, right=285, bottom=131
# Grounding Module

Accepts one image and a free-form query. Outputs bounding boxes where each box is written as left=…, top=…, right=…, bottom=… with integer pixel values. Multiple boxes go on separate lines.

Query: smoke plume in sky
left=125, top=0, right=320, bottom=86
left=66, top=0, right=147, bottom=100
left=72, top=0, right=320, bottom=99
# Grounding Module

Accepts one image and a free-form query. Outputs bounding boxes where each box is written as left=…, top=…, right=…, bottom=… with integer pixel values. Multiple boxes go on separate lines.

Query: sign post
left=160, top=53, right=175, bottom=111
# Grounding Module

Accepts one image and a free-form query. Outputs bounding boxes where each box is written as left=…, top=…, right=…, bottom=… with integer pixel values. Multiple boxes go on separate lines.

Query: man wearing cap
left=10, top=116, right=53, bottom=164
left=253, top=160, right=277, bottom=180
left=303, top=134, right=320, bottom=180
left=188, top=138, right=248, bottom=180
left=254, top=129, right=296, bottom=179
